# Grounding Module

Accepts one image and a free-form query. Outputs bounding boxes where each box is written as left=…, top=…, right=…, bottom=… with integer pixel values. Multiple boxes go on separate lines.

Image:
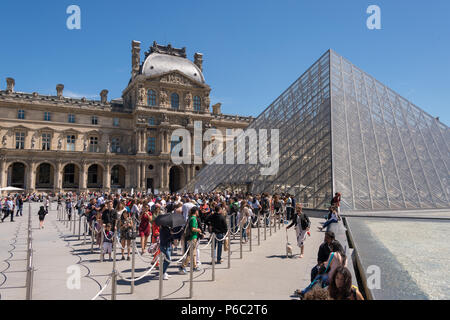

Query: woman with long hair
left=150, top=204, right=161, bottom=265
left=295, top=240, right=347, bottom=298
left=286, top=203, right=310, bottom=258
left=38, top=206, right=47, bottom=229
left=138, top=204, right=151, bottom=255
left=328, top=266, right=364, bottom=300
left=239, top=201, right=252, bottom=243
left=119, top=209, right=134, bottom=261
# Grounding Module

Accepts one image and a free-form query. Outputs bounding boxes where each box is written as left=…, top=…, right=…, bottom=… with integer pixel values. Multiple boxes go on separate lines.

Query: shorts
left=103, top=242, right=113, bottom=254
left=296, top=229, right=307, bottom=247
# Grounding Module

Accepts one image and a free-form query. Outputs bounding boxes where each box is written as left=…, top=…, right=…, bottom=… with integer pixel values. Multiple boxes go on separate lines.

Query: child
left=102, top=223, right=114, bottom=261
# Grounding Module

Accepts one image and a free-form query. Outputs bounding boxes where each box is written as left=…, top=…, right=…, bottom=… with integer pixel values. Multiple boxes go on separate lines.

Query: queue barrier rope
left=117, top=255, right=159, bottom=282
left=163, top=243, right=191, bottom=264
left=91, top=275, right=112, bottom=300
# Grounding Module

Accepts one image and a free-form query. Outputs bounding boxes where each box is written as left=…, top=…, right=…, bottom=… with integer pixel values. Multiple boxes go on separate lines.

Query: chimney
left=212, top=103, right=222, bottom=115
left=100, top=89, right=109, bottom=104
left=194, top=53, right=203, bottom=72
left=56, top=84, right=64, bottom=98
left=131, top=40, right=141, bottom=79
left=6, top=78, right=15, bottom=93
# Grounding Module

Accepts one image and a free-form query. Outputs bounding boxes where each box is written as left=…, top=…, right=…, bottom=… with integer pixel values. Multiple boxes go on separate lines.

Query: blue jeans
left=301, top=274, right=329, bottom=295
left=322, top=218, right=338, bottom=229
left=160, top=245, right=171, bottom=274
left=241, top=223, right=248, bottom=241
left=215, top=233, right=224, bottom=261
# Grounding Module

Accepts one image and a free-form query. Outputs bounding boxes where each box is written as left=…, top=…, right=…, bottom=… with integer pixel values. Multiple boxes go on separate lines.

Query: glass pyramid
left=185, top=50, right=450, bottom=210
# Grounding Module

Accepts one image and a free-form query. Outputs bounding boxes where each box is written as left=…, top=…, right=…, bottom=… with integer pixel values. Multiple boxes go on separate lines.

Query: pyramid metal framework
left=185, top=50, right=450, bottom=210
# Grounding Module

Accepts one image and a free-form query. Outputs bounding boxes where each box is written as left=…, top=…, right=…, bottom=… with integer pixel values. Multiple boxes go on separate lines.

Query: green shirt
left=189, top=216, right=199, bottom=240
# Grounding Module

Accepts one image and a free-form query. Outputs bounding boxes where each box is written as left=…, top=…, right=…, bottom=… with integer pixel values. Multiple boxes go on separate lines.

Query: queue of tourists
left=1, top=189, right=363, bottom=300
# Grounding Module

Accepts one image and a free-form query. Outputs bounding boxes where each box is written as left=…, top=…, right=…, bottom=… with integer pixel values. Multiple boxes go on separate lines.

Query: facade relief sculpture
left=184, top=92, right=192, bottom=109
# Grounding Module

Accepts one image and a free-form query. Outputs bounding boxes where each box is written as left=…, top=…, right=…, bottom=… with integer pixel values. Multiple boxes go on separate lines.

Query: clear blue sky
left=1, top=0, right=449, bottom=125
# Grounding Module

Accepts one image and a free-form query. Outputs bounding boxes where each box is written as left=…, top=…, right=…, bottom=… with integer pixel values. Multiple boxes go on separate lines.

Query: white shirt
left=182, top=202, right=195, bottom=222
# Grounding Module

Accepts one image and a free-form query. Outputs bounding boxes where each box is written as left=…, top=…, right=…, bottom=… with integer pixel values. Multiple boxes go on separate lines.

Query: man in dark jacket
left=102, top=201, right=118, bottom=231
left=205, top=206, right=228, bottom=264
left=310, top=231, right=343, bottom=281
left=160, top=225, right=173, bottom=280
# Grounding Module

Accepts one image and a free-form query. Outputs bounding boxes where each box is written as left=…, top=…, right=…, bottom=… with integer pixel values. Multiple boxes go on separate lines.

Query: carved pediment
left=10, top=125, right=30, bottom=133
left=158, top=71, right=205, bottom=88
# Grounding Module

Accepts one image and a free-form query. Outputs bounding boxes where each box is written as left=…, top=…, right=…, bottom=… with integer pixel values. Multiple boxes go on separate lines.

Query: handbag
left=148, top=242, right=159, bottom=255
left=125, top=228, right=137, bottom=240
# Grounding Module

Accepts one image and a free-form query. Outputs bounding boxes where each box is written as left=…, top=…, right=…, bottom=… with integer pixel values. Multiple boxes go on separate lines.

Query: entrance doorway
left=169, top=166, right=184, bottom=193
left=146, top=178, right=154, bottom=194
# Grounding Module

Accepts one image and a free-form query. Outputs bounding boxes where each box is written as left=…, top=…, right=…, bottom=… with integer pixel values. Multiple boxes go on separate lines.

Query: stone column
left=105, top=162, right=111, bottom=191
left=27, top=161, right=37, bottom=193
left=0, top=157, right=6, bottom=188
left=80, top=161, right=88, bottom=191
left=136, top=131, right=141, bottom=153
left=159, top=163, right=164, bottom=191
left=187, top=164, right=192, bottom=183
left=141, top=162, right=146, bottom=191
left=159, top=132, right=164, bottom=154
left=163, top=131, right=168, bottom=153
left=55, top=161, right=63, bottom=192
left=136, top=161, right=141, bottom=189
left=125, top=164, right=131, bottom=190
left=164, top=162, right=169, bottom=190
left=143, top=131, right=147, bottom=153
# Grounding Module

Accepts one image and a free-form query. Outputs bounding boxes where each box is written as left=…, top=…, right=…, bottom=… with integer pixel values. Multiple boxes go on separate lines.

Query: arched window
left=193, top=96, right=201, bottom=111
left=148, top=89, right=156, bottom=106
left=171, top=93, right=179, bottom=109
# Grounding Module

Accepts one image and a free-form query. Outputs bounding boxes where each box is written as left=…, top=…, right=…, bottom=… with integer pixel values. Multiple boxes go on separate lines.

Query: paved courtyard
left=1, top=202, right=330, bottom=300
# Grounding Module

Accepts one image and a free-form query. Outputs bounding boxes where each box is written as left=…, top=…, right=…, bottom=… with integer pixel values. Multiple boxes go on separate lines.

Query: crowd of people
left=1, top=189, right=363, bottom=300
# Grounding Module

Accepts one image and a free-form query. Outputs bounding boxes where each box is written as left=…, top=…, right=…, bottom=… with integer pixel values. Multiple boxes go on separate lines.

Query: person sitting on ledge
left=318, top=207, right=340, bottom=232
left=328, top=266, right=364, bottom=300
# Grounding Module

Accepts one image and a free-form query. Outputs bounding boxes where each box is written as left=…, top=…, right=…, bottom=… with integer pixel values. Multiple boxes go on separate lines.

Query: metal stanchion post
left=211, top=233, right=215, bottom=281
left=240, top=225, right=243, bottom=259
left=73, top=209, right=77, bottom=235
left=257, top=212, right=261, bottom=246
left=264, top=212, right=267, bottom=240
left=231, top=214, right=235, bottom=240
left=100, top=225, right=104, bottom=262
left=249, top=221, right=252, bottom=252
left=91, top=221, right=95, bottom=253
left=280, top=211, right=282, bottom=230
left=78, top=212, right=82, bottom=240
left=111, top=233, right=117, bottom=300
left=189, top=240, right=194, bottom=299
left=273, top=214, right=277, bottom=233
left=269, top=213, right=272, bottom=237
left=227, top=228, right=231, bottom=269
left=158, top=251, right=163, bottom=300
left=131, top=240, right=136, bottom=294
left=26, top=200, right=32, bottom=300
left=83, top=216, right=87, bottom=245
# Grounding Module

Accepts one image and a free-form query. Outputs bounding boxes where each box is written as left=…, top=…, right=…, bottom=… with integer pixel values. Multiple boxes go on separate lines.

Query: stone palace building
left=0, top=41, right=252, bottom=194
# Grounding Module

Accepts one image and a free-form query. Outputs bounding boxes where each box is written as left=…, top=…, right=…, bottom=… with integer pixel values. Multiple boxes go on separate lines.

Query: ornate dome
left=141, top=52, right=205, bottom=83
